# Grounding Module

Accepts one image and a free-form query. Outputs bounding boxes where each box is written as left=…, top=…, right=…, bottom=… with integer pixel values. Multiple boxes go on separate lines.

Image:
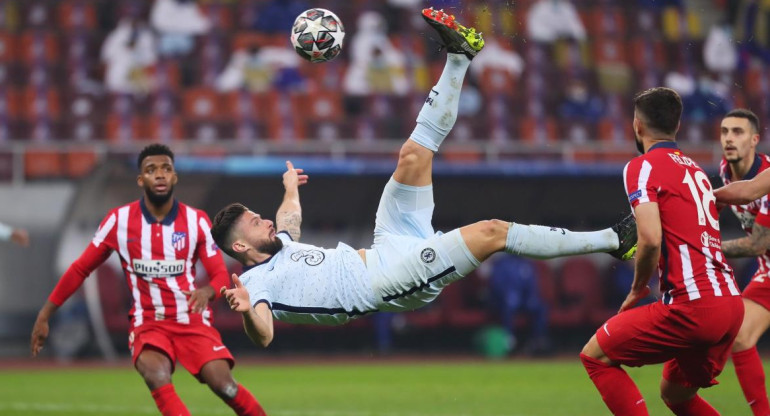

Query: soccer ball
left=290, top=8, right=345, bottom=63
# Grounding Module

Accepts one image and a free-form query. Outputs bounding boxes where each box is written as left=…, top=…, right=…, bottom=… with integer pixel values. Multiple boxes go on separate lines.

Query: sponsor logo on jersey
left=700, top=231, right=721, bottom=249
left=290, top=249, right=325, bottom=266
left=172, top=231, right=187, bottom=251
left=421, top=248, right=436, bottom=264
left=132, top=259, right=186, bottom=277
left=628, top=189, right=642, bottom=203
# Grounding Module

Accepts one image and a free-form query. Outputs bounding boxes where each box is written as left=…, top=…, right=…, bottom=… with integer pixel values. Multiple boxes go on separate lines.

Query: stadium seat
left=200, top=3, right=234, bottom=32
left=105, top=114, right=146, bottom=142
left=518, top=116, right=558, bottom=143
left=0, top=33, right=17, bottom=63
left=64, top=149, right=99, bottom=178
left=24, top=149, right=63, bottom=178
left=20, top=86, right=61, bottom=121
left=146, top=115, right=184, bottom=141
left=58, top=1, right=97, bottom=31
left=549, top=257, right=601, bottom=328
left=19, top=30, right=59, bottom=63
left=182, top=87, right=223, bottom=121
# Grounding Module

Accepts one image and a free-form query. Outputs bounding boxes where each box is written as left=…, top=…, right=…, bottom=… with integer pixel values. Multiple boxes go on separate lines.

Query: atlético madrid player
left=30, top=144, right=266, bottom=416
left=716, top=108, right=770, bottom=416
left=581, top=87, right=744, bottom=416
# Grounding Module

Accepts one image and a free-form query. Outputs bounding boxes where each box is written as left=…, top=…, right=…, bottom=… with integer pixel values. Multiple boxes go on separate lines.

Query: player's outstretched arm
left=221, top=274, right=274, bottom=347
left=715, top=168, right=770, bottom=205
left=276, top=160, right=307, bottom=242
left=722, top=222, right=770, bottom=258
left=619, top=203, right=660, bottom=312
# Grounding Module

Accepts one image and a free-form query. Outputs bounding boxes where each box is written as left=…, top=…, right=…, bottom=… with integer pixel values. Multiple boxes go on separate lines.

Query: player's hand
left=220, top=274, right=251, bottom=313
left=283, top=160, right=308, bottom=190
left=183, top=286, right=215, bottom=314
left=30, top=318, right=49, bottom=357
left=618, top=286, right=651, bottom=313
left=11, top=228, right=29, bottom=247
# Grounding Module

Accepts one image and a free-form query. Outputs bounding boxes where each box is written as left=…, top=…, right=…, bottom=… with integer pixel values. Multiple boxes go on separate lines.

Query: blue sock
left=410, top=53, right=471, bottom=152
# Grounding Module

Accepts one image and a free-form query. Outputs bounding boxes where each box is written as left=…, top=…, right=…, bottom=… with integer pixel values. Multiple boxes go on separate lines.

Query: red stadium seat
left=146, top=116, right=184, bottom=141
left=64, top=150, right=99, bottom=178
left=58, top=1, right=97, bottom=31
left=0, top=33, right=17, bottom=63
left=549, top=257, right=601, bottom=328
left=19, top=31, right=59, bottom=63
left=182, top=87, right=223, bottom=121
left=20, top=86, right=61, bottom=120
left=200, top=3, right=234, bottom=31
left=518, top=116, right=558, bottom=143
left=24, top=149, right=63, bottom=179
left=105, top=114, right=146, bottom=142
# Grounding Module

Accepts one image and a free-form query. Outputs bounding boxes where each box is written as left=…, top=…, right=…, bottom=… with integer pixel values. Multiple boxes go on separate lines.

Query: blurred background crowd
left=0, top=0, right=766, bottom=361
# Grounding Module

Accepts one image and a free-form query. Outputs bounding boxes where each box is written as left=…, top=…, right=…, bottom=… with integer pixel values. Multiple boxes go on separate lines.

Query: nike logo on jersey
left=213, top=346, right=227, bottom=351
left=603, top=323, right=610, bottom=336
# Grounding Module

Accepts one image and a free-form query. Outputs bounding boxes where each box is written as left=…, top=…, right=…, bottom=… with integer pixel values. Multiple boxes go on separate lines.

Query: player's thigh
left=131, top=325, right=176, bottom=370
left=173, top=324, right=234, bottom=379
left=595, top=303, right=678, bottom=366
left=135, top=347, right=175, bottom=387
left=734, top=298, right=770, bottom=350
left=373, top=178, right=435, bottom=240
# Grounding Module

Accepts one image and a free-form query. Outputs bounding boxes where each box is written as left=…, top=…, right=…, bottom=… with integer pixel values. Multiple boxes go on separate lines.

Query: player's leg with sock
left=580, top=353, right=648, bottom=415
left=661, top=380, right=719, bottom=416
left=137, top=349, right=191, bottom=416
left=200, top=360, right=267, bottom=416
left=732, top=299, right=770, bottom=416
left=151, top=384, right=191, bottom=416
left=394, top=9, right=483, bottom=188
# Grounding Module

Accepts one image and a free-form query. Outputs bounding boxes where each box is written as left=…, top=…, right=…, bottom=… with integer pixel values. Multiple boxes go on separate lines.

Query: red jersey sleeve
left=754, top=195, right=770, bottom=229
left=196, top=210, right=230, bottom=298
left=49, top=211, right=118, bottom=306
left=623, top=157, right=659, bottom=209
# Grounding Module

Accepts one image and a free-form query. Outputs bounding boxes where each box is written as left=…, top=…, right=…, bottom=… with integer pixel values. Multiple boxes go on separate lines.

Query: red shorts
left=743, top=271, right=770, bottom=311
left=596, top=297, right=744, bottom=388
left=129, top=321, right=234, bottom=379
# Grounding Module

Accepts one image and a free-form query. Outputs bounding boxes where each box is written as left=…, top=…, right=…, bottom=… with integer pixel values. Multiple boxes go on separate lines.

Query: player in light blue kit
left=212, top=8, right=637, bottom=347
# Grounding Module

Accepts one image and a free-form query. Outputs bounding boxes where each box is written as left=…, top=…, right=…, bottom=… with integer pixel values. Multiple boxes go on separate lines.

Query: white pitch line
left=0, top=402, right=529, bottom=416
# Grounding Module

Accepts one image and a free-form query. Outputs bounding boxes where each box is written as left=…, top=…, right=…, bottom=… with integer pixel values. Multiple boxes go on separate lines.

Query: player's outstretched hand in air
left=283, top=160, right=308, bottom=190
left=220, top=274, right=251, bottom=313
left=618, top=286, right=651, bottom=313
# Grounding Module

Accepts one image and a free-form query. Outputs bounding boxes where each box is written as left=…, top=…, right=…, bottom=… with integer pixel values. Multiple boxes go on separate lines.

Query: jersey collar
left=140, top=198, right=179, bottom=225
left=647, top=141, right=679, bottom=152
left=743, top=154, right=763, bottom=180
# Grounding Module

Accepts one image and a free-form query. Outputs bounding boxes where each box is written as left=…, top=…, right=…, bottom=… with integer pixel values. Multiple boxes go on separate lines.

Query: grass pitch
left=0, top=358, right=748, bottom=415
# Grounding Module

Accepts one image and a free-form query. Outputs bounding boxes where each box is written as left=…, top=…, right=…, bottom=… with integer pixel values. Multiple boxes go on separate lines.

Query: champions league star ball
left=290, top=8, right=345, bottom=63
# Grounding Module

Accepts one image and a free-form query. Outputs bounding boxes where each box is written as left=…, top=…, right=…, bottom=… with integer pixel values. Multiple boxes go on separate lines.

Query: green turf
left=0, top=359, right=750, bottom=415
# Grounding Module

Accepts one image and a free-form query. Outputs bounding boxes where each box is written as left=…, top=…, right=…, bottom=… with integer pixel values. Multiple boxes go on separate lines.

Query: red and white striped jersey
left=624, top=142, right=740, bottom=304
left=49, top=199, right=230, bottom=328
left=720, top=153, right=770, bottom=274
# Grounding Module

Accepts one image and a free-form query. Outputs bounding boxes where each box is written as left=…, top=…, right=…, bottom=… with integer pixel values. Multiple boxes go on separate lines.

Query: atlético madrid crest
left=172, top=231, right=187, bottom=251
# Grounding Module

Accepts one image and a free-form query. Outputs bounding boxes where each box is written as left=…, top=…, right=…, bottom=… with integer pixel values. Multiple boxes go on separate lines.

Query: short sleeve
left=623, top=158, right=658, bottom=209
left=242, top=273, right=273, bottom=309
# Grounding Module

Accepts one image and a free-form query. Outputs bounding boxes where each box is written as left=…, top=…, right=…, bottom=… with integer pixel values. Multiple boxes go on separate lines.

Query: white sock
left=504, top=223, right=620, bottom=259
left=410, top=53, right=471, bottom=152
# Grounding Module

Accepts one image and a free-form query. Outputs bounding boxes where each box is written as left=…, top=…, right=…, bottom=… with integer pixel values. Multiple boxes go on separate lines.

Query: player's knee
left=732, top=330, right=755, bottom=352
left=209, top=378, right=239, bottom=400
left=139, top=368, right=172, bottom=390
left=475, top=219, right=508, bottom=242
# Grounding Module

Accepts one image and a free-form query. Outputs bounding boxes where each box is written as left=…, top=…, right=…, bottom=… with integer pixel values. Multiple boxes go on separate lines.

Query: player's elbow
left=259, top=332, right=273, bottom=348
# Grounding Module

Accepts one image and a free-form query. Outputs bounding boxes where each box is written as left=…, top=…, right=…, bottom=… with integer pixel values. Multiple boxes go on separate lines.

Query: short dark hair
left=212, top=203, right=249, bottom=262
left=724, top=108, right=760, bottom=134
left=137, top=144, right=175, bottom=169
left=633, top=87, right=683, bottom=137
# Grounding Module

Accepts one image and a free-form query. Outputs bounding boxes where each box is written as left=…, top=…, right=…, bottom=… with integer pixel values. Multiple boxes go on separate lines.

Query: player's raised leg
left=456, top=212, right=637, bottom=263
left=393, top=8, right=484, bottom=187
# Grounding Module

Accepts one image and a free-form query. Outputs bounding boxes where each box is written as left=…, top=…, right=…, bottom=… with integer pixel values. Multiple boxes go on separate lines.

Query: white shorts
left=365, top=178, right=480, bottom=312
